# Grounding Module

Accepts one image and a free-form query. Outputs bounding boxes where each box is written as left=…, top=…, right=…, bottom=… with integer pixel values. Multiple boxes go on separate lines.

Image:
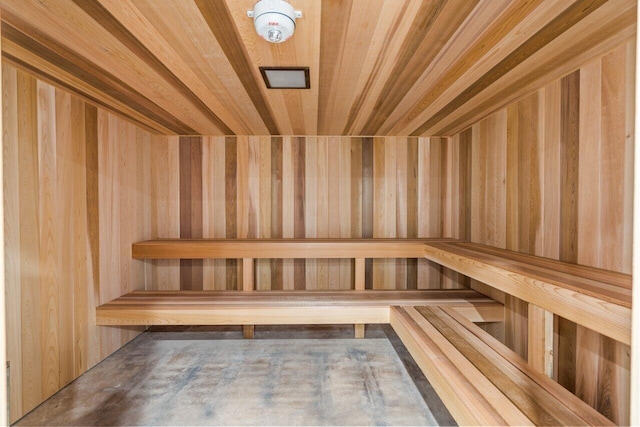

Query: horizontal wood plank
left=132, top=238, right=458, bottom=259
left=96, top=289, right=501, bottom=326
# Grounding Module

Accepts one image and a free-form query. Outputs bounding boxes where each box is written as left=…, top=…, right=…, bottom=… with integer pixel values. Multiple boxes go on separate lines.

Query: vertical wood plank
left=351, top=137, right=363, bottom=240
left=209, top=136, right=227, bottom=290
left=542, top=80, right=562, bottom=260
left=560, top=70, right=581, bottom=264
left=338, top=138, right=352, bottom=289
left=528, top=304, right=554, bottom=377
left=225, top=137, right=237, bottom=290
left=18, top=71, right=43, bottom=412
left=3, top=63, right=23, bottom=423
left=395, top=137, right=408, bottom=290
left=270, top=137, right=283, bottom=290
left=316, top=136, right=329, bottom=289
left=54, top=89, right=74, bottom=387
left=293, top=137, right=305, bottom=290
left=327, top=137, right=341, bottom=290
left=282, top=137, right=295, bottom=290
left=0, top=25, right=6, bottom=425
left=406, top=137, right=418, bottom=289
left=83, top=105, right=100, bottom=368
left=361, top=137, right=373, bottom=289
left=505, top=104, right=519, bottom=251
left=372, top=137, right=385, bottom=289
left=305, top=137, right=317, bottom=290
left=37, top=81, right=60, bottom=399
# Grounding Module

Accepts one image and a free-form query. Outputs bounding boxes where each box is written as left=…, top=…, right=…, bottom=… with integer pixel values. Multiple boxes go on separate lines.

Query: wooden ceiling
left=0, top=0, right=635, bottom=136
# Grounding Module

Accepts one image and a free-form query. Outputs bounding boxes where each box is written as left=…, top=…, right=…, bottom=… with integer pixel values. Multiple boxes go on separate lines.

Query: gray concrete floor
left=15, top=325, right=456, bottom=426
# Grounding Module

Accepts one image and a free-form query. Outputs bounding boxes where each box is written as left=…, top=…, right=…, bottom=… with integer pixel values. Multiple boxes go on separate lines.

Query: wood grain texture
left=2, top=0, right=633, bottom=135
left=452, top=43, right=634, bottom=423
left=3, top=65, right=178, bottom=423
left=423, top=241, right=631, bottom=344
left=96, top=289, right=500, bottom=326
left=171, top=136, right=467, bottom=291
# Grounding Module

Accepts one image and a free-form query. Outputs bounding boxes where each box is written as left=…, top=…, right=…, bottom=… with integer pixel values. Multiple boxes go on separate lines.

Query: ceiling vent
left=247, top=0, right=302, bottom=44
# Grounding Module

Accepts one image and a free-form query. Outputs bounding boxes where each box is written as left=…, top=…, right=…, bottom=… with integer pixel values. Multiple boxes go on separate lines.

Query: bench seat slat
left=132, top=238, right=458, bottom=259
left=423, top=242, right=632, bottom=345
left=418, top=306, right=586, bottom=426
left=96, top=290, right=501, bottom=326
left=453, top=242, right=631, bottom=288
left=431, top=243, right=631, bottom=305
left=391, top=306, right=529, bottom=425
left=443, top=307, right=616, bottom=427
left=390, top=306, right=615, bottom=426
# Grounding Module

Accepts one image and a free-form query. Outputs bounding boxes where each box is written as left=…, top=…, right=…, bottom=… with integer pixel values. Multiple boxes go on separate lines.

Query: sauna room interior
left=1, top=0, right=639, bottom=426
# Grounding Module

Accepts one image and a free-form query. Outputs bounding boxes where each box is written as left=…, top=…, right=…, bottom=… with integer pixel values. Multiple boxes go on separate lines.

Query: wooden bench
left=125, top=238, right=481, bottom=337
left=390, top=305, right=614, bottom=426
left=96, top=238, right=629, bottom=423
left=96, top=289, right=504, bottom=326
left=423, top=241, right=632, bottom=345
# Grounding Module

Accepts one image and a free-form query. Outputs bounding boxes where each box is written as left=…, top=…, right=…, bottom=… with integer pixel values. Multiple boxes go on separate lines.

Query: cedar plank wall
left=451, top=41, right=634, bottom=425
left=170, top=136, right=468, bottom=292
left=3, top=63, right=179, bottom=423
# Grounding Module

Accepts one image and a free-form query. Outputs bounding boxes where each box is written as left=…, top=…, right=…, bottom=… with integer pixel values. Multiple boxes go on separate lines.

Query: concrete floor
left=15, top=325, right=455, bottom=426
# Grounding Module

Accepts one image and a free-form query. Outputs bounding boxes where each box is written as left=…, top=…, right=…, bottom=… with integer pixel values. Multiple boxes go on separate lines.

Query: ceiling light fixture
left=260, top=67, right=310, bottom=89
left=247, top=0, right=302, bottom=44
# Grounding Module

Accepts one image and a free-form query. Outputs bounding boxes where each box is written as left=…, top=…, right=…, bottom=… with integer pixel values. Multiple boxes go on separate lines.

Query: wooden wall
left=451, top=40, right=634, bottom=425
left=165, top=136, right=469, bottom=292
left=2, top=63, right=177, bottom=423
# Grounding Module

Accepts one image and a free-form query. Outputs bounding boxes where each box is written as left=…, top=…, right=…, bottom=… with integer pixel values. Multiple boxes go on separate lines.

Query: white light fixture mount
left=247, top=0, right=302, bottom=44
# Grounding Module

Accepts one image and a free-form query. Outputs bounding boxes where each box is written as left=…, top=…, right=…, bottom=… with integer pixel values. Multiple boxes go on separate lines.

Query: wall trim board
left=630, top=4, right=639, bottom=424
left=0, top=7, right=8, bottom=424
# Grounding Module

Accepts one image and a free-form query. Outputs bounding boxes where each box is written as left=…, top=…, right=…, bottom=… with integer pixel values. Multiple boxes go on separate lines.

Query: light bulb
left=267, top=28, right=283, bottom=43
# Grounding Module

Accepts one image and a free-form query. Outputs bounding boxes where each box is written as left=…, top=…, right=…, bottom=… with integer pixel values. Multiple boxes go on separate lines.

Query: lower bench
left=390, top=305, right=614, bottom=426
left=96, top=289, right=503, bottom=326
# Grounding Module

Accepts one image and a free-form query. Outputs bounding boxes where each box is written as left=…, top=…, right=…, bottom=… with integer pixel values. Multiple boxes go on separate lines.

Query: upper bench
left=132, top=238, right=457, bottom=259
left=423, top=241, right=632, bottom=345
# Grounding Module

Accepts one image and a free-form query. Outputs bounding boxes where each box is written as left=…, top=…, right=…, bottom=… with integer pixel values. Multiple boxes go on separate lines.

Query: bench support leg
left=243, top=258, right=255, bottom=339
left=354, top=258, right=366, bottom=338
left=528, top=304, right=553, bottom=376
left=243, top=325, right=255, bottom=339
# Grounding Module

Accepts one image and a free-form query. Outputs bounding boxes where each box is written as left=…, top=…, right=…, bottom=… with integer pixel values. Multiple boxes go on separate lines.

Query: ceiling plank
left=1, top=15, right=194, bottom=134
left=1, top=0, right=223, bottom=134
left=93, top=0, right=254, bottom=135
left=195, top=0, right=280, bottom=135
left=130, top=0, right=270, bottom=135
left=327, top=0, right=426, bottom=136
left=410, top=0, right=611, bottom=136
left=317, top=0, right=353, bottom=135
left=382, top=0, right=539, bottom=135
left=355, top=0, right=481, bottom=135
left=428, top=0, right=636, bottom=136
left=74, top=0, right=233, bottom=135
